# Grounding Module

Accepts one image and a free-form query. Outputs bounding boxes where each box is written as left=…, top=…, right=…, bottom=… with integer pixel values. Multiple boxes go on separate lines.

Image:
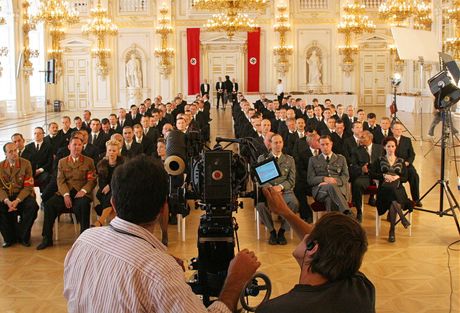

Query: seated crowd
left=0, top=90, right=419, bottom=252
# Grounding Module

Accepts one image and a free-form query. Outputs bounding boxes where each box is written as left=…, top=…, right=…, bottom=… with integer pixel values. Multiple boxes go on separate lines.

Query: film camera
left=164, top=131, right=272, bottom=310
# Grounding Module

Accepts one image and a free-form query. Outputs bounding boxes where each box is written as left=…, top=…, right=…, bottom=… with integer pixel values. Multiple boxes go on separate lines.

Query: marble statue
left=307, top=50, right=322, bottom=85
left=126, top=54, right=142, bottom=88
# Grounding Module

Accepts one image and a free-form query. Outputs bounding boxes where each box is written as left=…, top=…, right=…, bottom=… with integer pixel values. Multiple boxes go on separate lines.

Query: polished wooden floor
left=0, top=106, right=459, bottom=312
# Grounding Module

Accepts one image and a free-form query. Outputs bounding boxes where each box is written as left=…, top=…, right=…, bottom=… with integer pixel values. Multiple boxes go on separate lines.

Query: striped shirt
left=64, top=217, right=231, bottom=313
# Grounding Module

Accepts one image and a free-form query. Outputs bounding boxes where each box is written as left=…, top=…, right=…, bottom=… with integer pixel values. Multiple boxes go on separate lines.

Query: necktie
left=384, top=130, right=388, bottom=137
left=275, top=156, right=279, bottom=161
left=326, top=156, right=330, bottom=163
left=144, top=128, right=148, bottom=135
left=93, top=134, right=97, bottom=144
left=36, top=143, right=39, bottom=151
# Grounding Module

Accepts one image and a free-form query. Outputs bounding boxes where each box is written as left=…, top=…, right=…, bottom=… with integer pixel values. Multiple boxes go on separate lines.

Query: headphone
left=306, top=241, right=315, bottom=251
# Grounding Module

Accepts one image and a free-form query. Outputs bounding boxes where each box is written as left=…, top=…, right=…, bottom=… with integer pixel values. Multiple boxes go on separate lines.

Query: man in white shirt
left=64, top=156, right=260, bottom=313
left=276, top=79, right=284, bottom=104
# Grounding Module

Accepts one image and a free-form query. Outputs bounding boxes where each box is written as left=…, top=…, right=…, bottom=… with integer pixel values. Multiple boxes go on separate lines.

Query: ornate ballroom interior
left=0, top=0, right=458, bottom=117
left=0, top=0, right=459, bottom=312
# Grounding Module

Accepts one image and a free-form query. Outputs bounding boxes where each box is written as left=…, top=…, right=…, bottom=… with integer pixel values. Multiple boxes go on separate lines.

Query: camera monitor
left=254, top=158, right=281, bottom=185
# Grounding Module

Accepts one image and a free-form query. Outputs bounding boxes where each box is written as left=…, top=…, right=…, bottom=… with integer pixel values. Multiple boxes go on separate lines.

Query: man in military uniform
left=37, top=136, right=96, bottom=250
left=307, top=135, right=352, bottom=216
left=256, top=134, right=298, bottom=245
left=0, top=142, right=39, bottom=247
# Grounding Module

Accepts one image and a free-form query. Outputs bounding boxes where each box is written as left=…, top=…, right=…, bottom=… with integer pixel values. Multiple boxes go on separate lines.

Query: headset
left=306, top=240, right=315, bottom=251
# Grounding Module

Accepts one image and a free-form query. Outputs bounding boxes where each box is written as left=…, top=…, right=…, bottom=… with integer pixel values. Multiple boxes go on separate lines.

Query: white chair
left=54, top=210, right=79, bottom=241
left=255, top=209, right=294, bottom=240
left=375, top=209, right=412, bottom=237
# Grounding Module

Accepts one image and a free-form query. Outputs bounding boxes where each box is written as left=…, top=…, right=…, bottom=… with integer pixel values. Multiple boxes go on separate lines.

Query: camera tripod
left=390, top=84, right=417, bottom=141
left=415, top=108, right=460, bottom=235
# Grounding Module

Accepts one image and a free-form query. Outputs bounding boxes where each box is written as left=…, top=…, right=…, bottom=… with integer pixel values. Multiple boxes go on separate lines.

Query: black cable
left=233, top=216, right=240, bottom=252
left=447, top=239, right=460, bottom=313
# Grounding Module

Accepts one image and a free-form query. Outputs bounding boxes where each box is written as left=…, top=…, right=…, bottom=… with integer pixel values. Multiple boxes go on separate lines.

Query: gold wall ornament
left=22, top=0, right=36, bottom=78
left=389, top=44, right=404, bottom=73
left=33, top=0, right=79, bottom=76
left=154, top=5, right=174, bottom=77
left=273, top=4, right=293, bottom=76
left=193, top=0, right=268, bottom=39
left=82, top=0, right=118, bottom=77
left=379, top=0, right=432, bottom=29
left=445, top=0, right=460, bottom=60
left=337, top=1, right=375, bottom=73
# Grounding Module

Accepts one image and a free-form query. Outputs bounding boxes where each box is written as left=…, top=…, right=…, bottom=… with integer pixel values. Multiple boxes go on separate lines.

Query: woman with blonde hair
left=93, top=139, right=124, bottom=226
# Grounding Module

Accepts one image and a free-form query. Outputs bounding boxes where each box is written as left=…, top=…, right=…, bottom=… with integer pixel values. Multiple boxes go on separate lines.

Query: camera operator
left=64, top=155, right=260, bottom=313
left=256, top=187, right=375, bottom=313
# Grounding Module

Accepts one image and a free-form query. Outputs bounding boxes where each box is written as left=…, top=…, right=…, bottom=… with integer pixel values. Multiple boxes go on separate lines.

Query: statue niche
left=125, top=52, right=143, bottom=88
left=306, top=47, right=323, bottom=87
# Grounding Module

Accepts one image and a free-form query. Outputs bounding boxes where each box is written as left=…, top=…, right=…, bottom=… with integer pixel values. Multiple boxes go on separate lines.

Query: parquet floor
left=0, top=105, right=459, bottom=313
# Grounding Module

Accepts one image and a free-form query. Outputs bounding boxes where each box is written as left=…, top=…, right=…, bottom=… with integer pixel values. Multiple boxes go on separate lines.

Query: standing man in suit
left=200, top=79, right=210, bottom=96
left=121, top=126, right=144, bottom=158
left=37, top=135, right=96, bottom=250
left=23, top=127, right=52, bottom=191
left=223, top=75, right=233, bottom=110
left=82, top=110, right=92, bottom=130
left=307, top=135, right=352, bottom=215
left=392, top=122, right=421, bottom=206
left=256, top=134, right=298, bottom=245
left=231, top=78, right=239, bottom=105
left=56, top=116, right=74, bottom=149
left=215, top=77, right=224, bottom=109
left=350, top=131, right=383, bottom=222
left=0, top=142, right=39, bottom=247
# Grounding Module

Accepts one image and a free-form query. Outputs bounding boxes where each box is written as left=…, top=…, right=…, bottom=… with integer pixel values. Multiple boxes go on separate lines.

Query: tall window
left=0, top=0, right=15, bottom=101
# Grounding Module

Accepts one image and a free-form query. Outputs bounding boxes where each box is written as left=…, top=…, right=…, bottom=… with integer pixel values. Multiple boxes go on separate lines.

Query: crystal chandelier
left=82, top=0, right=118, bottom=77
left=154, top=5, right=174, bottom=77
left=445, top=0, right=460, bottom=60
left=33, top=0, right=79, bottom=75
left=337, top=1, right=375, bottom=73
left=194, top=0, right=268, bottom=39
left=273, top=4, right=293, bottom=75
left=379, top=0, right=432, bottom=29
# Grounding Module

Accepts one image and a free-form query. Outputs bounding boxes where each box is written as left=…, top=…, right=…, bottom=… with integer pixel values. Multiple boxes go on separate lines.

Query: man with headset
left=256, top=187, right=375, bottom=313
left=64, top=155, right=260, bottom=313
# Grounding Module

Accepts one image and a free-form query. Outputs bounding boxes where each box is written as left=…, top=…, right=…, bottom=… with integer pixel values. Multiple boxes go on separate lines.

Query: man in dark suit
left=363, top=112, right=379, bottom=134
left=373, top=117, right=393, bottom=145
left=223, top=75, right=233, bottom=110
left=307, top=135, right=352, bottom=215
left=392, top=122, right=421, bottom=206
left=116, top=108, right=132, bottom=133
left=121, top=126, right=143, bottom=158
left=350, top=131, right=384, bottom=222
left=37, top=135, right=96, bottom=250
left=256, top=134, right=298, bottom=245
left=331, top=120, right=349, bottom=157
left=293, top=132, right=320, bottom=223
left=23, top=127, right=53, bottom=191
left=101, top=118, right=116, bottom=137
left=343, top=121, right=363, bottom=164
left=82, top=110, right=92, bottom=130
left=231, top=78, right=239, bottom=105
left=128, top=104, right=141, bottom=126
left=56, top=116, right=74, bottom=149
left=44, top=122, right=60, bottom=156
left=215, top=77, right=224, bottom=109
left=73, top=116, right=89, bottom=134
left=134, top=124, right=155, bottom=156
left=307, top=106, right=324, bottom=133
left=200, top=79, right=210, bottom=96
left=141, top=116, right=160, bottom=144
left=80, top=131, right=99, bottom=166
left=11, top=133, right=28, bottom=159
left=88, top=118, right=109, bottom=156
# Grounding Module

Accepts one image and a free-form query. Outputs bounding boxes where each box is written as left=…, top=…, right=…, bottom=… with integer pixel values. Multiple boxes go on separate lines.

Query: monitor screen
left=254, top=158, right=281, bottom=185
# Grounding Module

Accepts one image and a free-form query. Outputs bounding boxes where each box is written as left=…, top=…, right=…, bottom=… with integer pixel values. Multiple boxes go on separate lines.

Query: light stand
left=416, top=73, right=460, bottom=234
left=390, top=76, right=417, bottom=141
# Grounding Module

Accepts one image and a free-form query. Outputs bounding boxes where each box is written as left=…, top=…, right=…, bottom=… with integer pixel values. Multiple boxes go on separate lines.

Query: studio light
left=391, top=73, right=402, bottom=86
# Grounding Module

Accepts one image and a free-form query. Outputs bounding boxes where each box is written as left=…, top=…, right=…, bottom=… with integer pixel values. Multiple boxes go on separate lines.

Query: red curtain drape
left=187, top=28, right=201, bottom=95
left=247, top=28, right=261, bottom=92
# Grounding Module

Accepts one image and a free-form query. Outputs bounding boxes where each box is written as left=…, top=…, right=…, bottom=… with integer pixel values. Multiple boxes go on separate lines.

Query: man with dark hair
left=121, top=126, right=143, bottom=158
left=0, top=142, right=38, bottom=247
left=256, top=188, right=375, bottom=313
left=56, top=116, right=74, bottom=148
left=37, top=136, right=96, bottom=250
left=88, top=118, right=108, bottom=155
left=23, top=127, right=53, bottom=191
left=45, top=122, right=60, bottom=155
left=307, top=135, right=352, bottom=215
left=11, top=133, right=27, bottom=158
left=64, top=155, right=260, bottom=312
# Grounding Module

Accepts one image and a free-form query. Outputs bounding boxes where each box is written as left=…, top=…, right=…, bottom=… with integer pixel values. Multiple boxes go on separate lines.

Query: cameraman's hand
left=262, top=186, right=292, bottom=217
left=219, top=249, right=260, bottom=312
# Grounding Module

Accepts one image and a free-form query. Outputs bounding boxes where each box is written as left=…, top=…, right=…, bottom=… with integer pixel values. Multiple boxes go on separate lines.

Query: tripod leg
left=418, top=181, right=439, bottom=203
left=443, top=183, right=460, bottom=234
left=395, top=117, right=417, bottom=141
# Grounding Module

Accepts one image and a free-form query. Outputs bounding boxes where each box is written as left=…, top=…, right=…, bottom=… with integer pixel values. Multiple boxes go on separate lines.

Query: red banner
left=187, top=28, right=200, bottom=95
left=247, top=28, right=261, bottom=92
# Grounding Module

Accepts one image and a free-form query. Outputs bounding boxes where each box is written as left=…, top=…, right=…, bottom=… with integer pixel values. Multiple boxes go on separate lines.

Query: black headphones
left=306, top=241, right=315, bottom=251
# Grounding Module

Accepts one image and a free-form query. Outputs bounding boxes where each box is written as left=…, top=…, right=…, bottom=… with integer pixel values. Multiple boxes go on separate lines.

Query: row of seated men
left=0, top=94, right=212, bottom=249
left=231, top=94, right=421, bottom=245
